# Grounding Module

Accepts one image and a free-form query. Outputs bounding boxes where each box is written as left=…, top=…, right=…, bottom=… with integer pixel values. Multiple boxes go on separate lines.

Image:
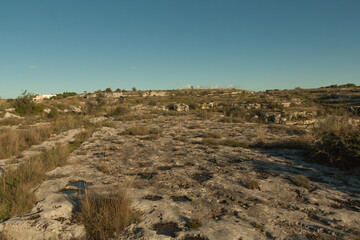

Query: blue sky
left=0, top=0, right=359, bottom=98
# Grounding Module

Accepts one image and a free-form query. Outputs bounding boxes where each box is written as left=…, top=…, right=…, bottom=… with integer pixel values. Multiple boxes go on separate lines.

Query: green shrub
left=13, top=91, right=44, bottom=115
left=47, top=108, right=58, bottom=119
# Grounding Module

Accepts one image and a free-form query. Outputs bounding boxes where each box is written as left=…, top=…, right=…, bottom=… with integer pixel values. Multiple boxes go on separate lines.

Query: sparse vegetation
left=121, top=125, right=162, bottom=136
left=0, top=128, right=94, bottom=220
left=185, top=218, right=202, bottom=229
left=312, top=116, right=360, bottom=170
left=219, top=138, right=248, bottom=148
left=109, top=105, right=130, bottom=116
left=0, top=144, right=70, bottom=219
left=0, top=85, right=360, bottom=238
left=246, top=180, right=261, bottom=190
left=12, top=91, right=44, bottom=115
left=291, top=175, right=311, bottom=189
left=76, top=189, right=139, bottom=240
left=0, top=115, right=90, bottom=159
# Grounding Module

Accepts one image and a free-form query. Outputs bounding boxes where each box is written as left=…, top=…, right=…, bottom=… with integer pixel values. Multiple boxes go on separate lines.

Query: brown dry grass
left=291, top=175, right=311, bottom=189
left=0, top=115, right=89, bottom=159
left=0, top=144, right=70, bottom=219
left=246, top=180, right=261, bottom=190
left=121, top=125, right=162, bottom=136
left=0, top=128, right=94, bottom=220
left=76, top=188, right=139, bottom=240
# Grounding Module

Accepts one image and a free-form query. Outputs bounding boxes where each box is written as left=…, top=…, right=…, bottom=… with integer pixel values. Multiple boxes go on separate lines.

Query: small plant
left=251, top=222, right=265, bottom=232
left=204, top=132, right=221, bottom=139
left=47, top=108, right=58, bottom=119
left=219, top=138, right=248, bottom=148
left=121, top=126, right=162, bottom=136
left=185, top=218, right=202, bottom=229
left=246, top=180, right=261, bottom=190
left=109, top=106, right=130, bottom=116
left=202, top=138, right=219, bottom=146
left=291, top=175, right=311, bottom=189
left=76, top=189, right=139, bottom=240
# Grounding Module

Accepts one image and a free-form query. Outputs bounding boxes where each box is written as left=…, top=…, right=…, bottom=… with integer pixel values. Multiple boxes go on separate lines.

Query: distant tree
left=115, top=88, right=121, bottom=92
left=105, top=88, right=112, bottom=93
left=132, top=87, right=137, bottom=91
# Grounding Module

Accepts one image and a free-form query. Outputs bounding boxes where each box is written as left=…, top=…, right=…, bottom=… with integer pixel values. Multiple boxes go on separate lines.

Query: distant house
left=33, top=94, right=56, bottom=101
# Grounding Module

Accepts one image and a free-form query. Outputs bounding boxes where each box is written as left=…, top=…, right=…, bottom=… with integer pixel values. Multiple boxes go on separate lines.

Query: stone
left=174, top=103, right=189, bottom=112
left=4, top=112, right=21, bottom=118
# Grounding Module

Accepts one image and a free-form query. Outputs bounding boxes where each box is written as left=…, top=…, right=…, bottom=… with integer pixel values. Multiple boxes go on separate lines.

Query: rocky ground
left=1, top=111, right=359, bottom=240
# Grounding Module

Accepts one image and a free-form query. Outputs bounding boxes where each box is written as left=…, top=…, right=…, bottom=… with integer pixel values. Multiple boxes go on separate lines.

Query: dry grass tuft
left=203, top=131, right=221, bottom=139
left=185, top=218, right=203, bottom=229
left=0, top=117, right=23, bottom=126
left=76, top=189, right=140, bottom=240
left=122, top=126, right=162, bottom=136
left=291, top=175, right=311, bottom=189
left=246, top=180, right=261, bottom=190
left=202, top=138, right=220, bottom=146
left=219, top=138, right=249, bottom=148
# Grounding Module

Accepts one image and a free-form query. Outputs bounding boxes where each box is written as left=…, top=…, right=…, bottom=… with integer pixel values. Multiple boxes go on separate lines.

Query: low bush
left=312, top=116, right=360, bottom=170
left=13, top=91, right=44, bottom=116
left=109, top=106, right=130, bottom=116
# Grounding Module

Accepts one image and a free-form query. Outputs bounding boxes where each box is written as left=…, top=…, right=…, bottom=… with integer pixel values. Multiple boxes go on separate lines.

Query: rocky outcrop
left=174, top=103, right=189, bottom=112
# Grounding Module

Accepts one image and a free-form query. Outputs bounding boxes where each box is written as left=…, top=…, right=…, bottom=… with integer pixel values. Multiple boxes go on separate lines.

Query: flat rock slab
left=1, top=114, right=360, bottom=240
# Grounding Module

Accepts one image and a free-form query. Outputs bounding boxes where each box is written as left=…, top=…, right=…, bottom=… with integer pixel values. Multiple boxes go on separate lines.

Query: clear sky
left=1, top=0, right=359, bottom=98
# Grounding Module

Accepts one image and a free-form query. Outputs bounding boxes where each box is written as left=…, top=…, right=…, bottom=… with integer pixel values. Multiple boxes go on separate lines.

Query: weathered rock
left=174, top=103, right=190, bottom=112
left=70, top=106, right=82, bottom=113
left=1, top=111, right=359, bottom=240
left=4, top=112, right=21, bottom=118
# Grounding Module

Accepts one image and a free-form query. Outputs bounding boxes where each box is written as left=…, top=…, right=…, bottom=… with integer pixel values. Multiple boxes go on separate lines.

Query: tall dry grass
left=0, top=128, right=94, bottom=220
left=0, top=115, right=89, bottom=159
left=0, top=144, right=70, bottom=219
left=76, top=189, right=139, bottom=240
